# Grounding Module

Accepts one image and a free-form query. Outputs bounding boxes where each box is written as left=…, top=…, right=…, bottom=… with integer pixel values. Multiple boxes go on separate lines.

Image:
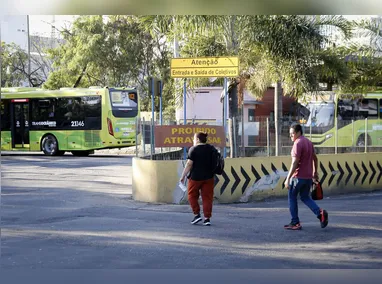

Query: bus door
left=11, top=99, right=30, bottom=148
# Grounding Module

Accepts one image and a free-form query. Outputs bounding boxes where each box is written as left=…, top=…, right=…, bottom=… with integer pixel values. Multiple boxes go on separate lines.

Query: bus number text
left=71, top=121, right=85, bottom=127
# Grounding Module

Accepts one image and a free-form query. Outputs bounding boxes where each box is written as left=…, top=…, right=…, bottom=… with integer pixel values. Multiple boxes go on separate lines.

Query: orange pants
left=187, top=178, right=214, bottom=218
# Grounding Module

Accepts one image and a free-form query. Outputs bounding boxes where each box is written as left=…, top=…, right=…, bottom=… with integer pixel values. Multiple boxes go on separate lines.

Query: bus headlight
left=325, top=134, right=333, bottom=140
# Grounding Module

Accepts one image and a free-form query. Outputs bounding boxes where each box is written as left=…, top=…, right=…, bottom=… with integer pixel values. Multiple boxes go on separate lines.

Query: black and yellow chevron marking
left=310, top=159, right=382, bottom=191
left=215, top=162, right=289, bottom=197
left=214, top=157, right=382, bottom=198
left=345, top=162, right=352, bottom=185
left=377, top=161, right=382, bottom=184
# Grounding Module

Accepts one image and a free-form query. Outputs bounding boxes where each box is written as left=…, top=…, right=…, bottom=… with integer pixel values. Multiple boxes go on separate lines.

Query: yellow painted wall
left=132, top=158, right=186, bottom=203
left=132, top=153, right=382, bottom=204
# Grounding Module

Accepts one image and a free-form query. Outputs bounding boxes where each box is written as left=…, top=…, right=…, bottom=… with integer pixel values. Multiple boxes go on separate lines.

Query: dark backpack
left=211, top=146, right=224, bottom=175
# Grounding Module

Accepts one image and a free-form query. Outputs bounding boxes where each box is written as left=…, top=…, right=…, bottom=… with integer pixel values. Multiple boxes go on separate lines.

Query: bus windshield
left=109, top=89, right=138, bottom=118
left=305, top=102, right=335, bottom=128
left=301, top=102, right=335, bottom=134
left=110, top=90, right=138, bottom=108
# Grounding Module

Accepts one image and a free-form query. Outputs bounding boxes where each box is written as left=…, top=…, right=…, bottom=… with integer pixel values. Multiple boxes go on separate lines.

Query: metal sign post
left=159, top=80, right=163, bottom=153
left=151, top=77, right=155, bottom=157
left=169, top=56, right=239, bottom=160
left=183, top=79, right=187, bottom=160
left=159, top=80, right=163, bottom=126
left=223, top=77, right=228, bottom=158
left=142, top=117, right=146, bottom=155
left=135, top=116, right=138, bottom=157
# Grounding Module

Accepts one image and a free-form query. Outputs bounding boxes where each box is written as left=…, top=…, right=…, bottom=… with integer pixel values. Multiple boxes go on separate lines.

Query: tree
left=333, top=46, right=382, bottom=94
left=139, top=15, right=242, bottom=156
left=357, top=17, right=382, bottom=55
left=336, top=17, right=382, bottom=94
left=44, top=15, right=375, bottom=157
left=239, top=15, right=352, bottom=155
left=141, top=16, right=356, bottom=157
left=1, top=41, right=49, bottom=87
left=1, top=42, right=28, bottom=87
left=44, top=16, right=173, bottom=116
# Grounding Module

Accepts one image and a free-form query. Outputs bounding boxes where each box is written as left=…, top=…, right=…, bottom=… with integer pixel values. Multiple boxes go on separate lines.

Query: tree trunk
left=275, top=80, right=282, bottom=156
left=226, top=16, right=239, bottom=158
left=73, top=65, right=87, bottom=88
left=327, top=82, right=333, bottom=91
left=229, top=16, right=237, bottom=52
left=228, top=81, right=239, bottom=158
left=173, top=18, right=183, bottom=112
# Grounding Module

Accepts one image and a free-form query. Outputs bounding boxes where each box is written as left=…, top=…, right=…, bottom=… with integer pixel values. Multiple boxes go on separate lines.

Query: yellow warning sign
left=170, top=57, right=239, bottom=78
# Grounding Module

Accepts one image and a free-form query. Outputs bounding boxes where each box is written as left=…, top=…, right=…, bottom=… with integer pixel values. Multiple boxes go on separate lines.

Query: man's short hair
left=196, top=132, right=208, bottom=143
left=290, top=123, right=303, bottom=135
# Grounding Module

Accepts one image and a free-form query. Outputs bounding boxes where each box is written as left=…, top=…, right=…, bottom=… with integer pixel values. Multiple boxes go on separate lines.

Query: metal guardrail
left=135, top=117, right=381, bottom=160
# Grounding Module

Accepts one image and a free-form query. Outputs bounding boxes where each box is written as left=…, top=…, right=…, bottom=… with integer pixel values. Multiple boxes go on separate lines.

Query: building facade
left=175, top=86, right=299, bottom=147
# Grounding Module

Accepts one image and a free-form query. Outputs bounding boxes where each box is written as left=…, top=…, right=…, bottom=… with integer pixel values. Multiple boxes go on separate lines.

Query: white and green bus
left=299, top=91, right=382, bottom=152
left=1, top=86, right=139, bottom=156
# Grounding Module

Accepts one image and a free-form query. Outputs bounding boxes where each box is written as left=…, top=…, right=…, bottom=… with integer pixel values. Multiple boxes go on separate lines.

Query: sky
left=29, top=15, right=77, bottom=37
left=24, top=15, right=382, bottom=38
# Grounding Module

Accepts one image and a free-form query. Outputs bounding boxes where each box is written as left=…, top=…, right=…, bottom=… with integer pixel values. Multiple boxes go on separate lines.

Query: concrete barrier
left=132, top=153, right=382, bottom=204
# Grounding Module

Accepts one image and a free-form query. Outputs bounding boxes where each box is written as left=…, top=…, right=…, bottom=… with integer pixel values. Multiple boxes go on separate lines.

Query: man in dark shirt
left=180, top=132, right=216, bottom=226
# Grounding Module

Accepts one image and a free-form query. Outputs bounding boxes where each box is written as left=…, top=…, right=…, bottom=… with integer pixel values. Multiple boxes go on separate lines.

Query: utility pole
left=27, top=15, right=31, bottom=87
left=173, top=17, right=182, bottom=111
left=228, top=80, right=239, bottom=158
left=275, top=80, right=282, bottom=156
left=51, top=15, right=56, bottom=48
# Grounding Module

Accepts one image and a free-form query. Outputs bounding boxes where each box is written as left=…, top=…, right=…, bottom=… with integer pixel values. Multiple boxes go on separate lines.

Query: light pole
left=27, top=15, right=31, bottom=87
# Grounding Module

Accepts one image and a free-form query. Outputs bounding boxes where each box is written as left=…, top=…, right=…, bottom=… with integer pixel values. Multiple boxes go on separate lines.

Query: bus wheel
left=356, top=134, right=371, bottom=147
left=42, top=135, right=60, bottom=156
left=71, top=151, right=90, bottom=157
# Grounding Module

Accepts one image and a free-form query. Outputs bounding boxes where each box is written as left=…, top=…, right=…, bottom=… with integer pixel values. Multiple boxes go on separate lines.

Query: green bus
left=299, top=91, right=382, bottom=151
left=1, top=86, right=139, bottom=156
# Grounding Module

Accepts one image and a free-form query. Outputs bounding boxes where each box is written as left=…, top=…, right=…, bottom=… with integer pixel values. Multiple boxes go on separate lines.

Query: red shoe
left=318, top=209, right=329, bottom=228
left=284, top=222, right=302, bottom=230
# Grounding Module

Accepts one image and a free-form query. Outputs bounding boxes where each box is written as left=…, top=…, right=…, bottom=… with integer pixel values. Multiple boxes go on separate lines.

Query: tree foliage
left=44, top=15, right=173, bottom=113
left=33, top=15, right=382, bottom=120
left=140, top=15, right=363, bottom=102
left=337, top=17, right=382, bottom=94
left=1, top=41, right=49, bottom=87
left=1, top=42, right=28, bottom=87
left=239, top=15, right=354, bottom=98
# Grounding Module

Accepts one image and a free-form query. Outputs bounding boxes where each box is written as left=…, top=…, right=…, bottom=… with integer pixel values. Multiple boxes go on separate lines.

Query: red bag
left=311, top=181, right=323, bottom=200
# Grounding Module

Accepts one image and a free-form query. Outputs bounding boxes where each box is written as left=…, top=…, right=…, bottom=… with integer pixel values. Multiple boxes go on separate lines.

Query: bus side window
left=358, top=99, right=378, bottom=119
left=56, top=98, right=72, bottom=126
left=30, top=99, right=57, bottom=128
left=83, top=96, right=102, bottom=130
left=337, top=99, right=354, bottom=120
left=1, top=100, right=11, bottom=131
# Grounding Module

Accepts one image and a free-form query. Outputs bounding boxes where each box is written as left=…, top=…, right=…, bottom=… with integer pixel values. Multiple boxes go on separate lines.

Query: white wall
left=1, top=15, right=28, bottom=50
left=175, top=87, right=227, bottom=123
left=175, top=86, right=262, bottom=146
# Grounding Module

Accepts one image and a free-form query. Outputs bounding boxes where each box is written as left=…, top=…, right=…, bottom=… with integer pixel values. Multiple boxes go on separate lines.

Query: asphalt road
left=1, top=153, right=382, bottom=269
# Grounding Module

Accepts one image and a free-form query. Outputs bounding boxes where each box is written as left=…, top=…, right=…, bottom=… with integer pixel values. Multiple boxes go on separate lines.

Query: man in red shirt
left=284, top=124, right=329, bottom=230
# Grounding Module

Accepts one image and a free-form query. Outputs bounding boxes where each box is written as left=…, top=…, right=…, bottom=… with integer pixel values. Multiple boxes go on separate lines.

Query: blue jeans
left=288, top=178, right=321, bottom=224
